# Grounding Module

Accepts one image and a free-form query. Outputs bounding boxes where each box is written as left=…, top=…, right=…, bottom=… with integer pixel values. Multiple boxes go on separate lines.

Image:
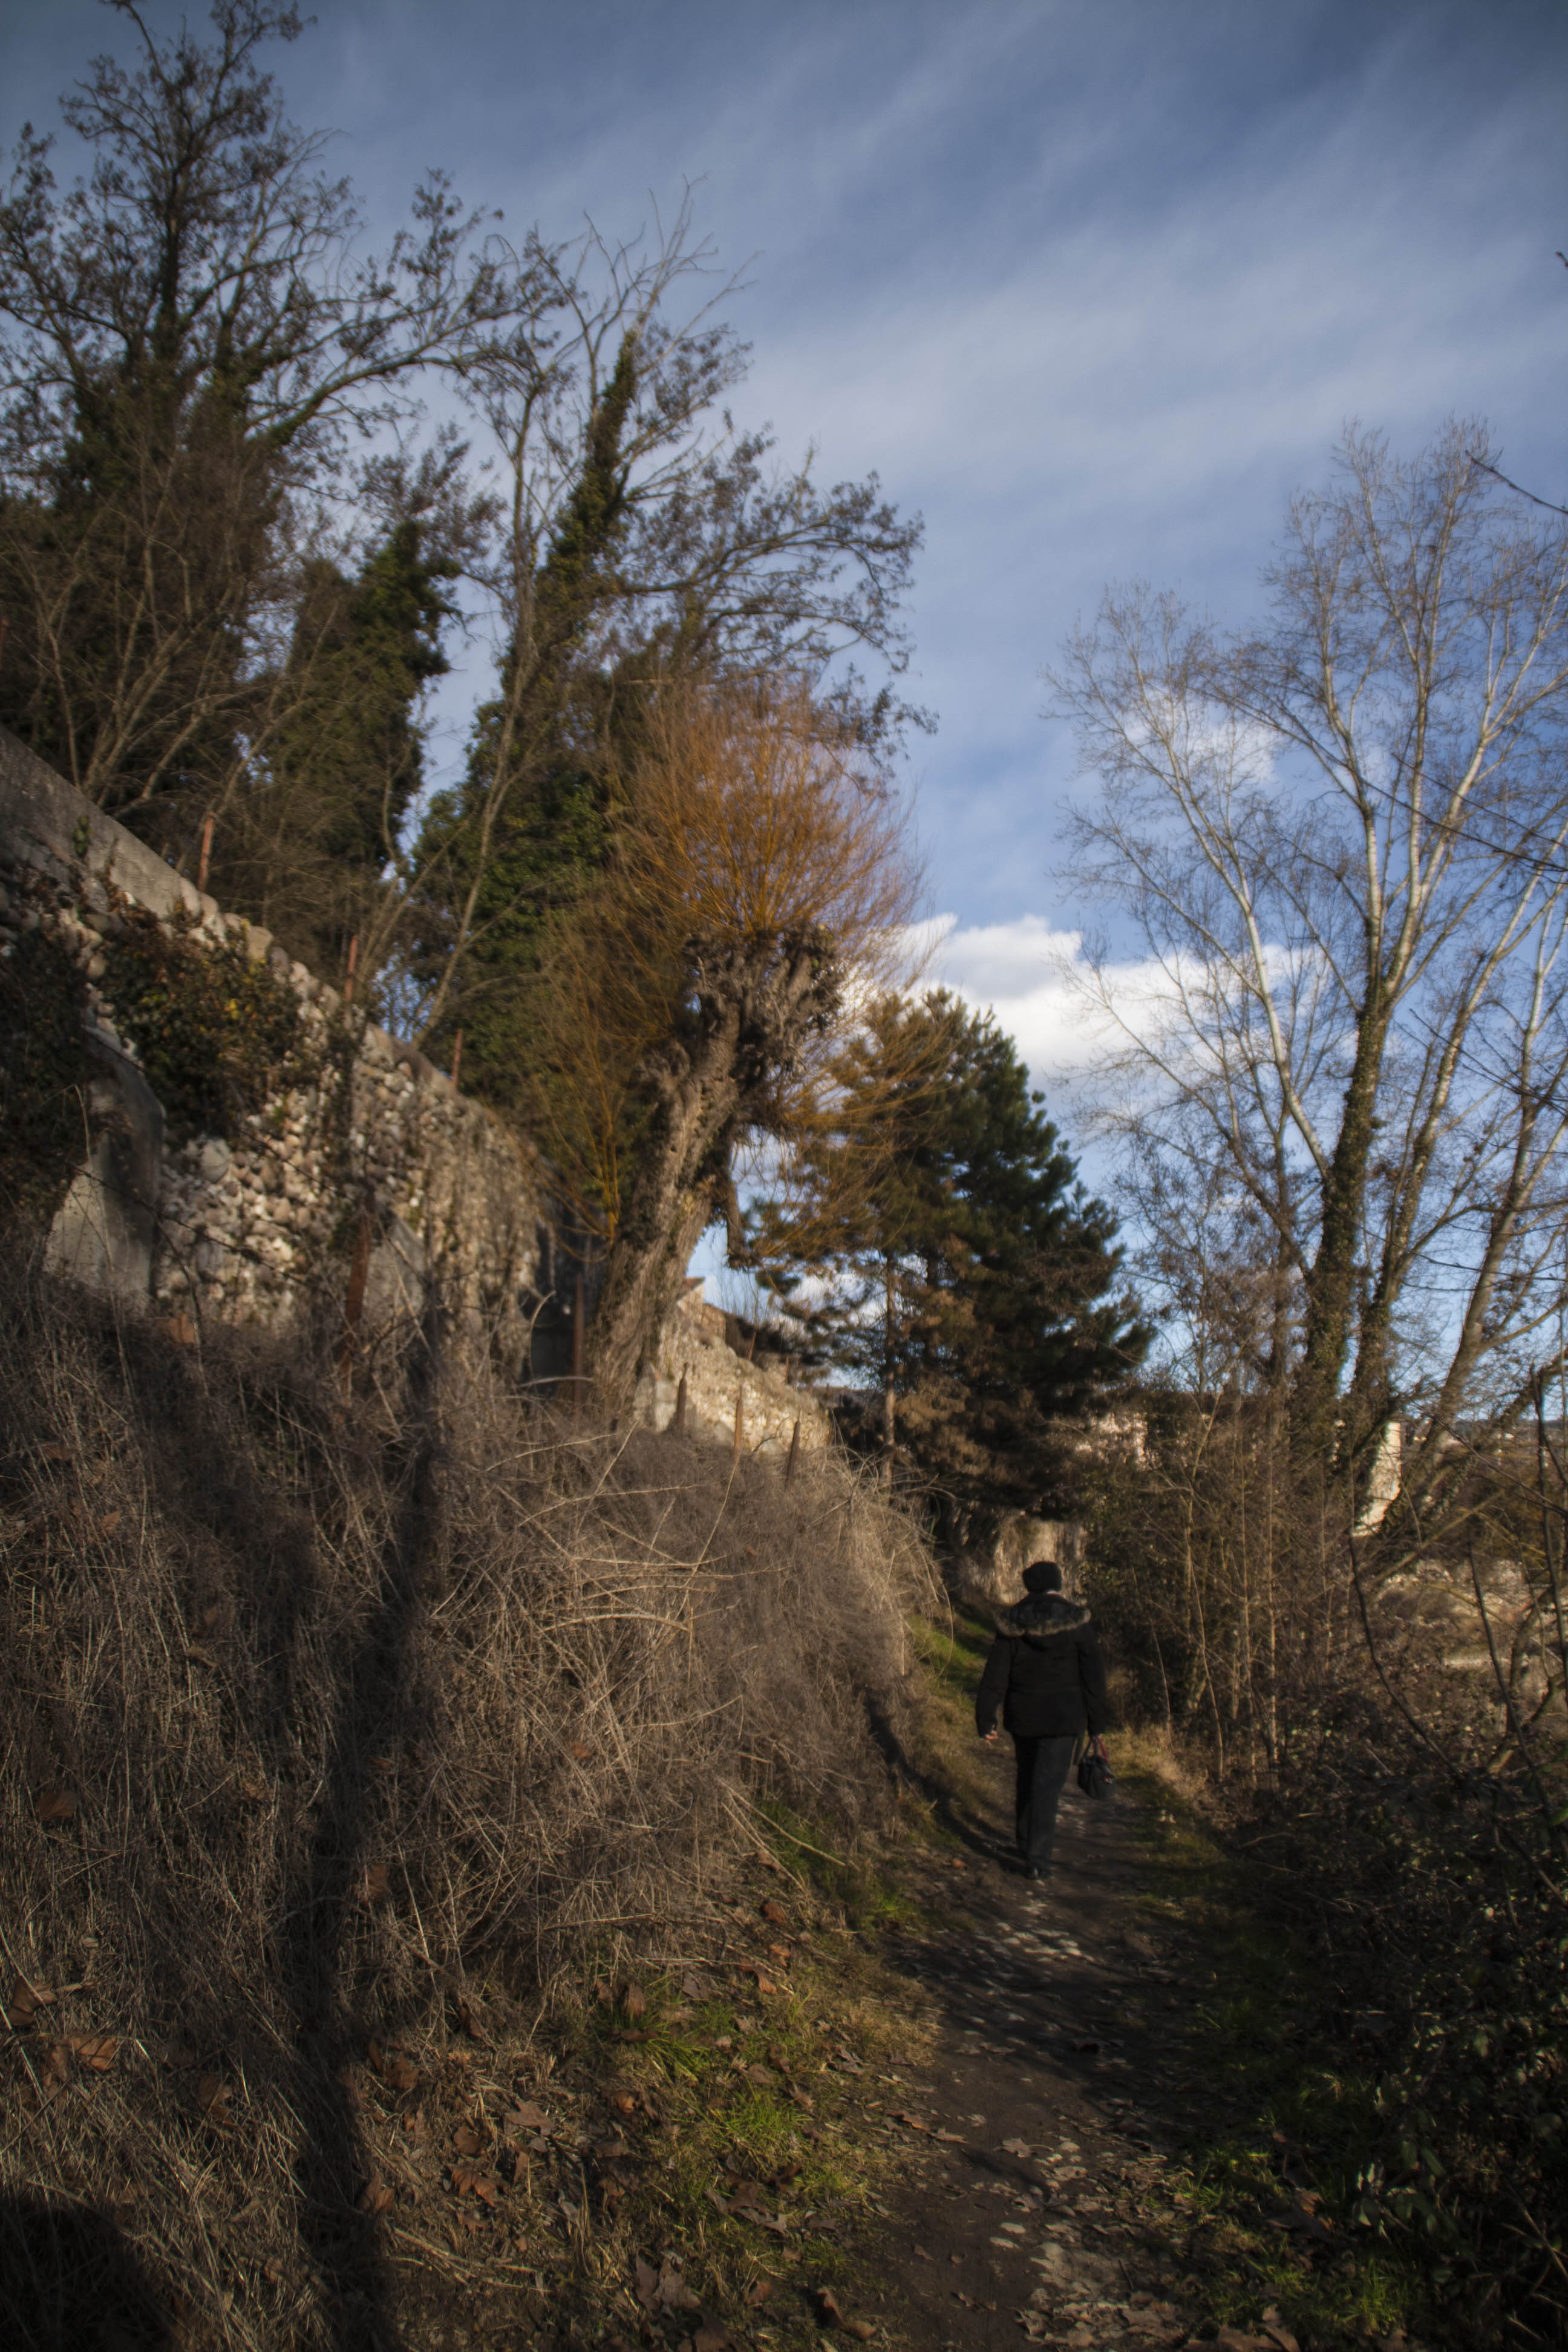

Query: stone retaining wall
left=1, top=723, right=541, bottom=1367
left=1, top=724, right=831, bottom=1451
left=633, top=1285, right=831, bottom=1459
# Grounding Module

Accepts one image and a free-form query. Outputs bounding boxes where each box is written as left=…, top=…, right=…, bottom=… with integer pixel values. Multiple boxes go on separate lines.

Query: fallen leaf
left=507, top=2099, right=550, bottom=2132
left=746, top=1970, right=778, bottom=1996
left=693, top=2325, right=733, bottom=2352
left=367, top=2038, right=420, bottom=2093
left=452, top=2122, right=483, bottom=2157
left=452, top=1991, right=486, bottom=2042
left=613, top=2028, right=648, bottom=2043
left=817, top=2285, right=875, bottom=2331
left=1261, top=2314, right=1301, bottom=2352
left=38, top=2041, right=70, bottom=2094
left=5, top=1974, right=56, bottom=2028
left=894, top=2111, right=932, bottom=2134
left=745, top=2063, right=777, bottom=2089
left=1267, top=2200, right=1333, bottom=2242
left=761, top=1900, right=788, bottom=1926
left=197, top=2073, right=233, bottom=2128
left=41, top=1442, right=74, bottom=1463
left=768, top=1943, right=792, bottom=1965
left=358, top=1862, right=390, bottom=1905
left=237, top=1777, right=268, bottom=1805
left=34, top=1787, right=79, bottom=1824
left=566, top=1739, right=595, bottom=1762
left=358, top=2177, right=393, bottom=2216
left=609, top=2092, right=636, bottom=2118
left=450, top=2163, right=499, bottom=2207
left=653, top=2258, right=701, bottom=2313
left=622, top=1982, right=647, bottom=2019
left=682, top=1971, right=716, bottom=1999
left=745, top=2278, right=776, bottom=2308
left=98, top=1511, right=123, bottom=1538
left=65, top=2033, right=117, bottom=2072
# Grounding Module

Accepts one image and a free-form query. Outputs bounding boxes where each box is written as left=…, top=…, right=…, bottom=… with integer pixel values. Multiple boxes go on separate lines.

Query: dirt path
left=855, top=1741, right=1284, bottom=2352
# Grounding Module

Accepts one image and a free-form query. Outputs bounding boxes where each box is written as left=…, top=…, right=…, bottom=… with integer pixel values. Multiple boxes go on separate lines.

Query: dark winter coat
left=975, top=1594, right=1109, bottom=1740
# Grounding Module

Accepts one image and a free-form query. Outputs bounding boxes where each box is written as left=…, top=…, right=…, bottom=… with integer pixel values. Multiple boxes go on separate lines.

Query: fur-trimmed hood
left=999, top=1593, right=1092, bottom=1644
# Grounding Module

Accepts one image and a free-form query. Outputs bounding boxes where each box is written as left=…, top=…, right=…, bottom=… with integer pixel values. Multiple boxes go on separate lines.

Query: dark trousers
left=1012, top=1733, right=1077, bottom=1867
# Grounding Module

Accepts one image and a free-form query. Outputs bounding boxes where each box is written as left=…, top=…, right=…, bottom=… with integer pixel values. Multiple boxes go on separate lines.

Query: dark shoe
left=1023, top=1865, right=1042, bottom=1882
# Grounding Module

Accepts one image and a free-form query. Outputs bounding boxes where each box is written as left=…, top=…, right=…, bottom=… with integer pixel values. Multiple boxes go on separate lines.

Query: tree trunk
left=587, top=932, right=836, bottom=1413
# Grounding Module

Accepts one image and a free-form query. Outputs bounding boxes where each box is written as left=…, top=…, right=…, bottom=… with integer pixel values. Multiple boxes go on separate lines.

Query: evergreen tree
left=209, top=514, right=460, bottom=979
left=755, top=991, right=1149, bottom=1504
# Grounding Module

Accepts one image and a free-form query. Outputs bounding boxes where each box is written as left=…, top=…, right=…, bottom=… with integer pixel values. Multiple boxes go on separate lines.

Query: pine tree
left=754, top=991, right=1149, bottom=1504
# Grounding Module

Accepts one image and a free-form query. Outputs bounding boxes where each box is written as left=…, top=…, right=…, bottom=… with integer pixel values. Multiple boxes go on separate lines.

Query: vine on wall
left=0, top=923, right=94, bottom=1224
left=99, top=908, right=306, bottom=1142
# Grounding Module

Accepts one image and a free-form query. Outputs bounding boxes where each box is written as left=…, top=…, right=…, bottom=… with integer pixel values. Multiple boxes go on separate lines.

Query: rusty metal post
left=785, top=1416, right=801, bottom=1485
left=450, top=1028, right=463, bottom=1089
left=673, top=1370, right=688, bottom=1437
left=344, top=932, right=359, bottom=1005
left=733, top=1390, right=745, bottom=1463
left=571, top=1267, right=586, bottom=1417
left=197, top=812, right=215, bottom=895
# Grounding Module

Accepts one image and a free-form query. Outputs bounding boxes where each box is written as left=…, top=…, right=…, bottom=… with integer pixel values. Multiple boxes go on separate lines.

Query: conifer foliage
left=754, top=990, right=1149, bottom=1503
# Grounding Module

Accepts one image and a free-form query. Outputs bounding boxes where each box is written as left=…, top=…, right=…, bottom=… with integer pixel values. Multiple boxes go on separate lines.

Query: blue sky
left=7, top=0, right=1567, bottom=1108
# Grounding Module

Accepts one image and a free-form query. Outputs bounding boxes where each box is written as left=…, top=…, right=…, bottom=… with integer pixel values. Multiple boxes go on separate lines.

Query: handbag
left=1076, top=1735, right=1114, bottom=1800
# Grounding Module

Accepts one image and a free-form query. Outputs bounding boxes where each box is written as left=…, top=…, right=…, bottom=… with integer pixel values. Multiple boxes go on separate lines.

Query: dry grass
left=0, top=1267, right=935, bottom=2349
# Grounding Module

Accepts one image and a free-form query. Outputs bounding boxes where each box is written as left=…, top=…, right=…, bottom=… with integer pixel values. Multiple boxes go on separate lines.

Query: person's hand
left=982, top=1729, right=998, bottom=1746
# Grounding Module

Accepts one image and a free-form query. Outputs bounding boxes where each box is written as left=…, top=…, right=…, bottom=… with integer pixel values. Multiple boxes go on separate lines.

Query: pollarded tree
left=516, top=680, right=920, bottom=1411
left=754, top=990, right=1148, bottom=1503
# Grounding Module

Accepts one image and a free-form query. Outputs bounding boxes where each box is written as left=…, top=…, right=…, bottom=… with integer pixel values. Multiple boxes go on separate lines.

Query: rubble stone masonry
left=0, top=724, right=828, bottom=1454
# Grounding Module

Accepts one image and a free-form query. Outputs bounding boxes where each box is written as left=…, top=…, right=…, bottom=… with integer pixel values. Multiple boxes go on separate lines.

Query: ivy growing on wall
left=99, top=908, right=306, bottom=1142
left=0, top=923, right=94, bottom=1224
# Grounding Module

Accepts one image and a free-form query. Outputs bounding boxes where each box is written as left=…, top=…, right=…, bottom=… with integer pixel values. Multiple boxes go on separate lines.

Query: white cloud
left=922, top=911, right=1176, bottom=1090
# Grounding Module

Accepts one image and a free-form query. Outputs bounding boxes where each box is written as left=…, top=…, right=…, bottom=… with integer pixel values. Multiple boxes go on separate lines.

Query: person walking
left=975, top=1560, right=1109, bottom=1880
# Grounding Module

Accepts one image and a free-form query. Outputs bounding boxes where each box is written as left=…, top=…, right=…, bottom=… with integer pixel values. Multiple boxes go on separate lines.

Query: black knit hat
left=1022, top=1560, right=1063, bottom=1595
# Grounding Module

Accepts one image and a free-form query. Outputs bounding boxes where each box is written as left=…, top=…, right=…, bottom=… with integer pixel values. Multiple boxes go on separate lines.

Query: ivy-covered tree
left=754, top=990, right=1149, bottom=1504
left=207, top=498, right=463, bottom=980
left=403, top=207, right=926, bottom=1092
left=0, top=0, right=505, bottom=835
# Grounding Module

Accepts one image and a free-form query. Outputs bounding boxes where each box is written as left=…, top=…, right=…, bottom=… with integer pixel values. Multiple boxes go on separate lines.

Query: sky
left=6, top=0, right=1567, bottom=1151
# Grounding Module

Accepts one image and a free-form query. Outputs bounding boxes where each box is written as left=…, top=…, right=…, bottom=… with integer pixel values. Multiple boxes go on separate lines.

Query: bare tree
left=1056, top=424, right=1568, bottom=1516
